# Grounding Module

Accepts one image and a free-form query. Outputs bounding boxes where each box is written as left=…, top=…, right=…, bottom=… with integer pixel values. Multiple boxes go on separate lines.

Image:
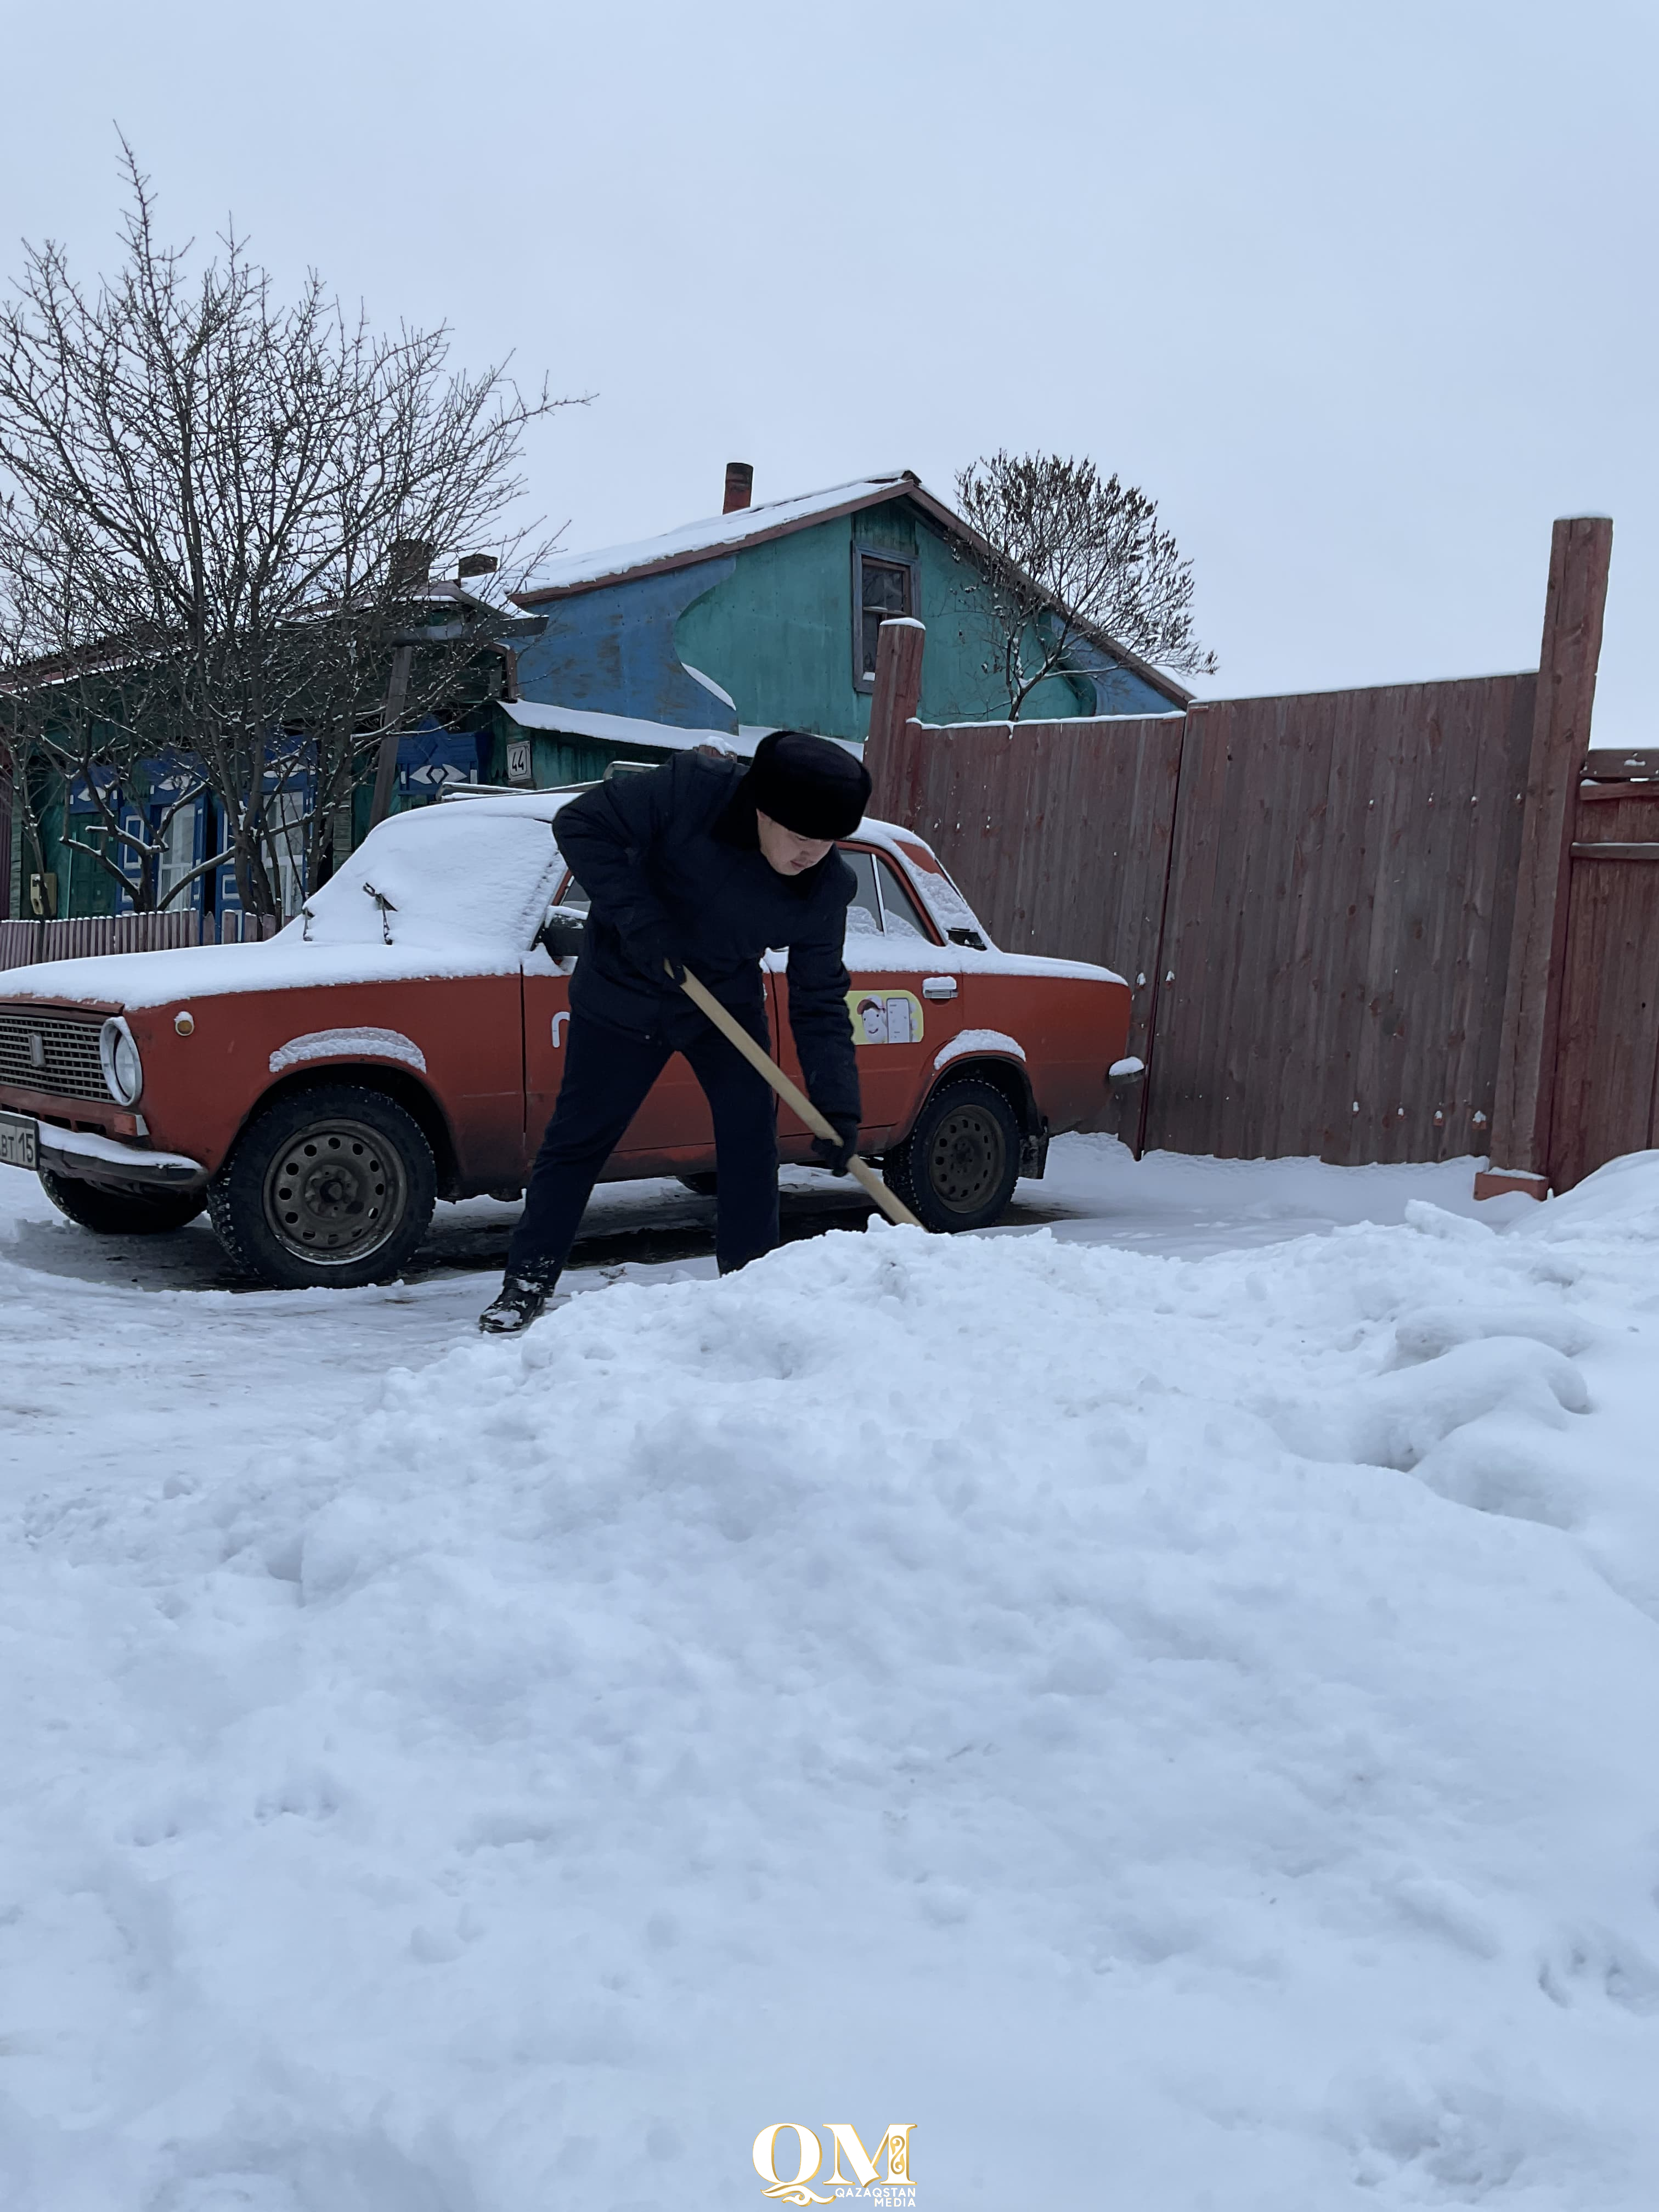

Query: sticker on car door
left=847, top=988, right=925, bottom=1045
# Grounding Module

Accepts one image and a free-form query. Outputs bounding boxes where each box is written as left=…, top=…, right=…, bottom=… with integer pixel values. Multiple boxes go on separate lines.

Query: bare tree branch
left=0, top=143, right=582, bottom=917
left=953, top=451, right=1217, bottom=720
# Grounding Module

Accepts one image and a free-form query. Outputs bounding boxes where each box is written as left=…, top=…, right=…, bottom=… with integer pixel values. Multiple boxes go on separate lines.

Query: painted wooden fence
left=0, top=909, right=279, bottom=973
left=866, top=519, right=1635, bottom=1188
left=1547, top=770, right=1659, bottom=1190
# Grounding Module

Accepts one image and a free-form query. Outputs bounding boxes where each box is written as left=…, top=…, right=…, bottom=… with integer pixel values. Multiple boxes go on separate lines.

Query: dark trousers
left=506, top=1005, right=780, bottom=1283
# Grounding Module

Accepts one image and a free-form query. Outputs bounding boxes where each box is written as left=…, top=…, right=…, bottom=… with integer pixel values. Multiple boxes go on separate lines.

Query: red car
left=0, top=786, right=1132, bottom=1287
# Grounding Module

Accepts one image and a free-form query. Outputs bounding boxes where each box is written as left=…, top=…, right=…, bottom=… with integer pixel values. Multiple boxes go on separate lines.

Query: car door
left=771, top=843, right=964, bottom=1159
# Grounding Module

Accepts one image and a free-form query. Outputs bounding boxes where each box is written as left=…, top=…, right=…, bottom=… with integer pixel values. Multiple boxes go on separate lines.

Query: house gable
left=673, top=499, right=1108, bottom=740
left=507, top=472, right=1188, bottom=747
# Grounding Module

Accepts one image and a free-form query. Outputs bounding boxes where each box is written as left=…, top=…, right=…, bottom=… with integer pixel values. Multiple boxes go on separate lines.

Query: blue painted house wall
left=512, top=560, right=740, bottom=734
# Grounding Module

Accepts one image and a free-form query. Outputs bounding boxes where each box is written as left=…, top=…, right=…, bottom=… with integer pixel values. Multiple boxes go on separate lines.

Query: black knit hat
left=744, top=729, right=872, bottom=840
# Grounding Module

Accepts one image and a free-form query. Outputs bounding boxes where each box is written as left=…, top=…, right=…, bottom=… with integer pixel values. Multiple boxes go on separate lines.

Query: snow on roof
left=500, top=699, right=778, bottom=759
left=515, top=473, right=916, bottom=602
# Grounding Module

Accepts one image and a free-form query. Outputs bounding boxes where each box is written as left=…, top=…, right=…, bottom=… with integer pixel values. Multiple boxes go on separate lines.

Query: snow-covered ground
left=3, top=1141, right=1658, bottom=2211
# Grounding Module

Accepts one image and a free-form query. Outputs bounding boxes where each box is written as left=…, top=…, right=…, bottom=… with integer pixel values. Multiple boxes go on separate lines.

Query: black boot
left=478, top=1271, right=557, bottom=1334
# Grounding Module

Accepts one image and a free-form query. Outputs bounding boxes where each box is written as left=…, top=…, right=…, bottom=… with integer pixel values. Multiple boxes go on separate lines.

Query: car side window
left=843, top=849, right=883, bottom=938
left=872, top=855, right=930, bottom=941
left=556, top=870, right=590, bottom=913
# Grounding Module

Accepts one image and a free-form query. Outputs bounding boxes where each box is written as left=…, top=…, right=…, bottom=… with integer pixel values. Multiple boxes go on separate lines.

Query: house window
left=855, top=551, right=916, bottom=688
left=267, top=786, right=309, bottom=921
left=155, top=799, right=199, bottom=906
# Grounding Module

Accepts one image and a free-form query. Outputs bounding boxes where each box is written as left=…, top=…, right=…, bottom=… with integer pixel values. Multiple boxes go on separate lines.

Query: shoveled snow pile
left=4, top=1158, right=1659, bottom=2210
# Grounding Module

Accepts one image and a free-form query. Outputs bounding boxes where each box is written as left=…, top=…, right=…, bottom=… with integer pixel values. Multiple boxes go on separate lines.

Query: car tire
left=883, top=1076, right=1023, bottom=1233
left=208, top=1082, right=437, bottom=1289
left=38, top=1169, right=207, bottom=1235
left=675, top=1171, right=719, bottom=1197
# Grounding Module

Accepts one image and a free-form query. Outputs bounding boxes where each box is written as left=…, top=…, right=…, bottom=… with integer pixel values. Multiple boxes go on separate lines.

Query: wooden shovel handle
left=676, top=967, right=924, bottom=1231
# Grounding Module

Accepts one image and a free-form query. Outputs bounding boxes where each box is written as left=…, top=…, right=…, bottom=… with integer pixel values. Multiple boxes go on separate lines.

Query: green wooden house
left=489, top=469, right=1190, bottom=787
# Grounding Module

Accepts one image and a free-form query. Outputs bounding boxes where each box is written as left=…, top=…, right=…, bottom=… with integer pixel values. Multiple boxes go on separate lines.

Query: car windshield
left=297, top=803, right=564, bottom=954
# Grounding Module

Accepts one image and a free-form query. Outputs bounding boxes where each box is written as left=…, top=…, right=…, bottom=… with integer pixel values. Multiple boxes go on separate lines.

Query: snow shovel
left=675, top=968, right=924, bottom=1230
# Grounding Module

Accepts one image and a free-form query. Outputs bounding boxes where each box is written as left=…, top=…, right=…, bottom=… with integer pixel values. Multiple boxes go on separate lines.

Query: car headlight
left=99, top=1017, right=144, bottom=1106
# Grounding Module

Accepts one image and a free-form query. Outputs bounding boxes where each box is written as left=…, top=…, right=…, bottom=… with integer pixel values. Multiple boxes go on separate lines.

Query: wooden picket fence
left=0, top=909, right=280, bottom=974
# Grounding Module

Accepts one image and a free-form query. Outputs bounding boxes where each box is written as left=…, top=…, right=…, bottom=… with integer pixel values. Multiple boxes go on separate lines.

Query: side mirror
left=538, top=906, right=586, bottom=961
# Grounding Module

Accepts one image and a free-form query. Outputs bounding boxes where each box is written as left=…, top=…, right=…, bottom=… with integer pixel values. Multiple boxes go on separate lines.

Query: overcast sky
left=3, top=0, right=1652, bottom=738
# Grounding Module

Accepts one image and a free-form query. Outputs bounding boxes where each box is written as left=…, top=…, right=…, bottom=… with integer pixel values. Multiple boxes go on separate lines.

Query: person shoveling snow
left=479, top=730, right=872, bottom=1334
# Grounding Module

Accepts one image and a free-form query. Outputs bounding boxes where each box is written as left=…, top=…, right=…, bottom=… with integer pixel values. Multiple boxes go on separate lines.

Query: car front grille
left=0, top=1007, right=111, bottom=1101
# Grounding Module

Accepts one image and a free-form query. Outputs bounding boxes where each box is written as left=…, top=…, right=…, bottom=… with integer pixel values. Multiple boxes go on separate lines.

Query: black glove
left=623, top=921, right=685, bottom=985
left=810, top=1113, right=860, bottom=1176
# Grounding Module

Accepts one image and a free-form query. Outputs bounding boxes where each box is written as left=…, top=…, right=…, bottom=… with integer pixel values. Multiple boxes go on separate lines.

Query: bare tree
left=0, top=599, right=210, bottom=912
left=953, top=451, right=1217, bottom=720
left=0, top=146, right=578, bottom=919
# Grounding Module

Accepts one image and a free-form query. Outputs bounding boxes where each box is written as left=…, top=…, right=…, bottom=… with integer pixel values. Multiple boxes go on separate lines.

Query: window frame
left=851, top=543, right=920, bottom=696
left=154, top=796, right=201, bottom=907
left=870, top=849, right=936, bottom=941
left=840, top=842, right=941, bottom=945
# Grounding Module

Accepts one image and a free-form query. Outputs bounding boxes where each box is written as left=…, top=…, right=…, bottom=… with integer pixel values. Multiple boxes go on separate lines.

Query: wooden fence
left=866, top=518, right=1633, bottom=1188
left=1544, top=763, right=1659, bottom=1189
left=0, top=909, right=279, bottom=974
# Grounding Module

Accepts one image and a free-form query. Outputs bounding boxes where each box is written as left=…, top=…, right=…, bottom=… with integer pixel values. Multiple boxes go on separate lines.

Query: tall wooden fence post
left=1477, top=516, right=1613, bottom=1200
left=865, top=617, right=926, bottom=792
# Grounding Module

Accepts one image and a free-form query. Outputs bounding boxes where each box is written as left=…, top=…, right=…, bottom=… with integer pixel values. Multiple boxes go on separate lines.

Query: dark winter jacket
left=552, top=752, right=861, bottom=1125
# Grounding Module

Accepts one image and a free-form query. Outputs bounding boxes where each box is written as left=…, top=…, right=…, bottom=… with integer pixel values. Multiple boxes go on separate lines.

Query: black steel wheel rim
left=261, top=1117, right=407, bottom=1263
left=925, top=1102, right=1006, bottom=1214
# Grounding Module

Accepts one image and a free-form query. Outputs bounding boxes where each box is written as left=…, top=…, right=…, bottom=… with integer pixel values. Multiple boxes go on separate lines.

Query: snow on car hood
left=0, top=805, right=565, bottom=1011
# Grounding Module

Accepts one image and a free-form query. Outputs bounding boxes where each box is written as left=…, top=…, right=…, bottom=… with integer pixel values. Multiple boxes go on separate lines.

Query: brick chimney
left=723, top=461, right=754, bottom=514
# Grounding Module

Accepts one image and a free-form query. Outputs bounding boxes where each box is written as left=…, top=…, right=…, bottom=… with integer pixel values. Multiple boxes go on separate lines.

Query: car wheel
left=38, top=1169, right=207, bottom=1235
left=675, top=1171, right=719, bottom=1197
left=208, top=1082, right=436, bottom=1289
left=884, top=1077, right=1022, bottom=1233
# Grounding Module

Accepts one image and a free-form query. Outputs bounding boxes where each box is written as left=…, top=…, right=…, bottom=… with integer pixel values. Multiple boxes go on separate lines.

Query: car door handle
left=922, top=976, right=958, bottom=1000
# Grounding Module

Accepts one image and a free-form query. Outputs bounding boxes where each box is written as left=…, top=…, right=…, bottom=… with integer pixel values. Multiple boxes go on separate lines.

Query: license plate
left=0, top=1110, right=38, bottom=1171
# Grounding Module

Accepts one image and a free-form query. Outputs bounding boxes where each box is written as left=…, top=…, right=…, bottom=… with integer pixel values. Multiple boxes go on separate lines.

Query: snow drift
left=3, top=1158, right=1659, bottom=2209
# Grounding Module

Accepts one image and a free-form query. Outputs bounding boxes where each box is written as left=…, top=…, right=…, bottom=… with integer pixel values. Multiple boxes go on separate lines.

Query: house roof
left=513, top=473, right=918, bottom=603
left=512, top=470, right=1192, bottom=707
